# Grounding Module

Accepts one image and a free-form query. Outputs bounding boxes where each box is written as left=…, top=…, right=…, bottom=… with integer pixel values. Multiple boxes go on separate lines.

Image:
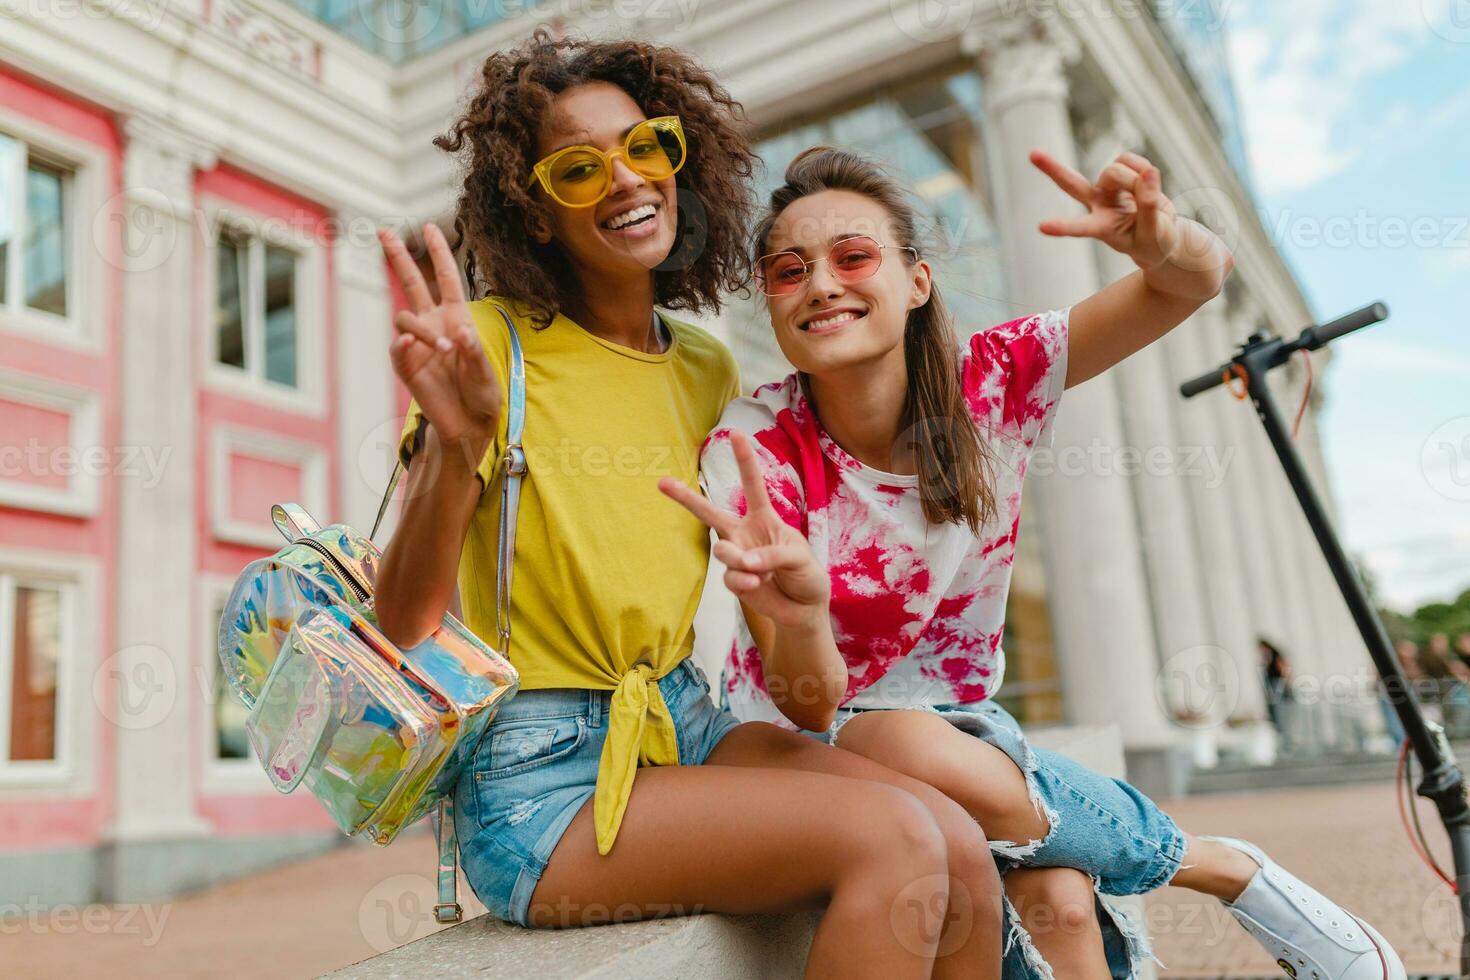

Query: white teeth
left=806, top=311, right=861, bottom=330
left=603, top=204, right=656, bottom=230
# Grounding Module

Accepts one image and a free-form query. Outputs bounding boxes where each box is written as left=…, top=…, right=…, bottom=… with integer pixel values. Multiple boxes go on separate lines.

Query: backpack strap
left=432, top=797, right=462, bottom=923
left=492, top=304, right=527, bottom=655
left=370, top=304, right=529, bottom=926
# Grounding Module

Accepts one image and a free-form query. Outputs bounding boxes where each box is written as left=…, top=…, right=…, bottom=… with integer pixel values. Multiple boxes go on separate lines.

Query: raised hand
left=658, top=431, right=829, bottom=629
left=379, top=223, right=502, bottom=454
left=1031, top=149, right=1178, bottom=273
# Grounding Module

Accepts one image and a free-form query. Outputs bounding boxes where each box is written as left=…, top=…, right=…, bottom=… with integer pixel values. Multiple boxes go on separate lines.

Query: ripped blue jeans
left=824, top=698, right=1188, bottom=979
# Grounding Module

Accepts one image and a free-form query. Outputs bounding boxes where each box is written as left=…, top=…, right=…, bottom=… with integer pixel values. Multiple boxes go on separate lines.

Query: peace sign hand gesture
left=1031, top=149, right=1179, bottom=273
left=379, top=224, right=502, bottom=457
left=658, top=431, right=830, bottom=629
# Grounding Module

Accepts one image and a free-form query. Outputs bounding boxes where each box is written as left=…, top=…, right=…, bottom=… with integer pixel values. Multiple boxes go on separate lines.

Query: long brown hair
left=753, top=146, right=998, bottom=532
left=434, top=29, right=758, bottom=326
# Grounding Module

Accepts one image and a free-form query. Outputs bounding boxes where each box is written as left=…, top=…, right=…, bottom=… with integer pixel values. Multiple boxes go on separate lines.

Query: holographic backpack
left=216, top=306, right=528, bottom=923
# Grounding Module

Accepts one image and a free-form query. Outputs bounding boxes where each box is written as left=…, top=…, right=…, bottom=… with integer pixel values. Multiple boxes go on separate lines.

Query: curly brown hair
left=433, top=30, right=757, bottom=326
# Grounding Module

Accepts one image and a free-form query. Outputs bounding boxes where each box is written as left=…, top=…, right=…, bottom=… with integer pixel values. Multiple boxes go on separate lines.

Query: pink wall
left=193, top=162, right=339, bottom=835
left=0, top=62, right=123, bottom=849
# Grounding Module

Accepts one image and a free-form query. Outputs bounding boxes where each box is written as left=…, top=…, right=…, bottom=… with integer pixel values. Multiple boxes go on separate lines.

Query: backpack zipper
left=298, top=537, right=370, bottom=604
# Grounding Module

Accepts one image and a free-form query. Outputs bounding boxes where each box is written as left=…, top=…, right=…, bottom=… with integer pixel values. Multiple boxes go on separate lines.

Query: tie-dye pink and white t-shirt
left=698, top=308, right=1069, bottom=728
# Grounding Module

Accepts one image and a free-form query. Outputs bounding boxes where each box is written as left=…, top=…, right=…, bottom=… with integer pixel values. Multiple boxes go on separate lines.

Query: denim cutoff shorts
left=819, top=698, right=1188, bottom=979
left=454, top=658, right=741, bottom=927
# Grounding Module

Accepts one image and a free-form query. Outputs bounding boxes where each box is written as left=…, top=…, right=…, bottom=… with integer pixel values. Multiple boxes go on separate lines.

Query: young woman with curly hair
left=369, top=31, right=1057, bottom=979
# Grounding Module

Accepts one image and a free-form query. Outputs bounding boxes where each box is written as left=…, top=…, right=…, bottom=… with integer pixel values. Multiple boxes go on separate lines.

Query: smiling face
left=760, top=189, right=932, bottom=376
left=533, top=81, right=680, bottom=282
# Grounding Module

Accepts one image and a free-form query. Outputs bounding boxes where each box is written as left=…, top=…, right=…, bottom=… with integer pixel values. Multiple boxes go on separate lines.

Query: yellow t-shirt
left=397, top=297, right=740, bottom=854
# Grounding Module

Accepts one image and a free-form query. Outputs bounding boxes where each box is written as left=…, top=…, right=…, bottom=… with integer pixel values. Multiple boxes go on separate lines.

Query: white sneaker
left=1200, top=837, right=1407, bottom=980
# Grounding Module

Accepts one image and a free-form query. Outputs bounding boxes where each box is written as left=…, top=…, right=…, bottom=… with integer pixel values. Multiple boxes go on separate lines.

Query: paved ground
left=3, top=780, right=1458, bottom=978
left=1148, top=782, right=1458, bottom=977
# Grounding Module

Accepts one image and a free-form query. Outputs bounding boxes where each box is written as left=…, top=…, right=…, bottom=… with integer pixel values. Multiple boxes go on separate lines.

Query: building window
left=0, top=574, right=69, bottom=766
left=0, top=131, right=73, bottom=322
left=729, top=66, right=1010, bottom=379
left=214, top=224, right=299, bottom=389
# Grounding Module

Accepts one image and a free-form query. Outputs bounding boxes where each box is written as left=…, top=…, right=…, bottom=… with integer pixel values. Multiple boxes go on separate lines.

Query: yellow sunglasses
left=525, top=116, right=687, bottom=208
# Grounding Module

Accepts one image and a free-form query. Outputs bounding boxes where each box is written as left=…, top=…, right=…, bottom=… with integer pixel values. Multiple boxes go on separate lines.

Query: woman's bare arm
left=741, top=600, right=848, bottom=732
left=372, top=223, right=503, bottom=647
left=659, top=431, right=845, bottom=731
left=375, top=425, right=487, bottom=647
left=1028, top=149, right=1234, bottom=389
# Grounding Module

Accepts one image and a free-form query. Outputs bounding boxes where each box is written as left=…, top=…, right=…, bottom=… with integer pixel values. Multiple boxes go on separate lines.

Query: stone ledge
left=333, top=909, right=823, bottom=980
left=335, top=724, right=1152, bottom=979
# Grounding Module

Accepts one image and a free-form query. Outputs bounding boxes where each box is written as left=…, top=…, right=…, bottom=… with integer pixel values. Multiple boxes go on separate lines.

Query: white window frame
left=0, top=367, right=103, bottom=518
left=0, top=550, right=98, bottom=790
left=209, top=424, right=329, bottom=549
left=199, top=573, right=272, bottom=793
left=200, top=196, right=326, bottom=417
left=0, top=107, right=107, bottom=353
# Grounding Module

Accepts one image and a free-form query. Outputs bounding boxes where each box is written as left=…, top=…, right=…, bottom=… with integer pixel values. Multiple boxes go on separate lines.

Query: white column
left=1158, top=294, right=1268, bottom=728
left=333, top=212, right=399, bottom=532
left=969, top=16, right=1176, bottom=754
left=109, top=114, right=216, bottom=850
left=1228, top=304, right=1319, bottom=645
left=1080, top=114, right=1228, bottom=738
left=1286, top=380, right=1380, bottom=741
left=1209, top=299, right=1329, bottom=754
left=1246, top=310, right=1370, bottom=746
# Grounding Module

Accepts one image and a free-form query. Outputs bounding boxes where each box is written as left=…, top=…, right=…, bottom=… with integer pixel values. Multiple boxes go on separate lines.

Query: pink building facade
left=0, top=56, right=404, bottom=901
left=2, top=0, right=1381, bottom=906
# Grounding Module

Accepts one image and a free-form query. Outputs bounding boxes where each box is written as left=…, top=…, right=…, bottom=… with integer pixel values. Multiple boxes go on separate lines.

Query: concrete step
left=1188, top=741, right=1466, bottom=795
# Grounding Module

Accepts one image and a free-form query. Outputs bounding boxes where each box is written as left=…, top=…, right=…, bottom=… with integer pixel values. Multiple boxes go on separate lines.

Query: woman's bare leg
left=1167, top=835, right=1259, bottom=899
left=529, top=760, right=950, bottom=979
left=833, top=709, right=1260, bottom=901
left=835, top=709, right=1051, bottom=845
left=1005, top=867, right=1113, bottom=979
left=705, top=721, right=1005, bottom=980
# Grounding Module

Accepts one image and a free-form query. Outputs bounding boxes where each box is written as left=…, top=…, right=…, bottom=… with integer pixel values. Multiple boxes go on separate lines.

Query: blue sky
left=1221, top=0, right=1470, bottom=611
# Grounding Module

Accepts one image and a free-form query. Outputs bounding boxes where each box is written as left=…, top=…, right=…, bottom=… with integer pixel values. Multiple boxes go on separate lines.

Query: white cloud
left=1339, top=337, right=1470, bottom=378
left=1224, top=1, right=1442, bottom=193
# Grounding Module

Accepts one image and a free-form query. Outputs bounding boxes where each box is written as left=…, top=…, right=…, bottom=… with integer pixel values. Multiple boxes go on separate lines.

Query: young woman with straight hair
left=663, top=145, right=1407, bottom=980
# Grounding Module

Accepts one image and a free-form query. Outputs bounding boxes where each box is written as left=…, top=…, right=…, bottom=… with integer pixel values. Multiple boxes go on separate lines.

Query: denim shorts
left=454, top=658, right=741, bottom=926
left=824, top=698, right=1188, bottom=980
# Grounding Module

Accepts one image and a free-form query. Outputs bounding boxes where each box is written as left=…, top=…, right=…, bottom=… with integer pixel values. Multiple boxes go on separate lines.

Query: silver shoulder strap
left=371, top=305, right=528, bottom=651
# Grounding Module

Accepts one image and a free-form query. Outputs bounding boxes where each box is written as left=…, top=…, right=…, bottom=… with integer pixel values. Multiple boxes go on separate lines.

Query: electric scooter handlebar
left=1178, top=301, right=1389, bottom=398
